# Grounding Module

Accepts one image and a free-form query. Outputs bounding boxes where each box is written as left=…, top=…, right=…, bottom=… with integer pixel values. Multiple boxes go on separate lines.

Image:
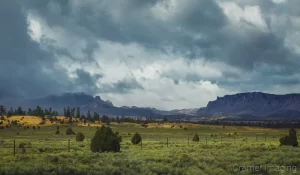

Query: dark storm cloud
left=2, top=0, right=300, bottom=101
left=0, top=0, right=69, bottom=100
left=100, top=78, right=144, bottom=94
left=0, top=0, right=101, bottom=100
left=73, top=69, right=103, bottom=94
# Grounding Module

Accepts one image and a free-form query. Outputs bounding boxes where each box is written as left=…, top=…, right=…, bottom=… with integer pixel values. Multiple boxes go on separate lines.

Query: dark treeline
left=3, top=105, right=300, bottom=128
left=197, top=120, right=300, bottom=128
left=1, top=105, right=160, bottom=125
left=5, top=106, right=59, bottom=118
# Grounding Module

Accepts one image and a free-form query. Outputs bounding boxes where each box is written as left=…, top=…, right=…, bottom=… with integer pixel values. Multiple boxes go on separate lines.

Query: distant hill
left=2, top=92, right=162, bottom=117
left=2, top=92, right=300, bottom=119
left=197, top=92, right=300, bottom=118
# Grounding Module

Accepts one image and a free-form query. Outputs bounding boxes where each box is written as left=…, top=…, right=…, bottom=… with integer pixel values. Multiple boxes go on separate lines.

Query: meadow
left=0, top=116, right=299, bottom=175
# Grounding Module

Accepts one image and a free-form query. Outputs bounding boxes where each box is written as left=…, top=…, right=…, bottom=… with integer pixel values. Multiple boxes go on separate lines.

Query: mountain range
left=2, top=92, right=300, bottom=119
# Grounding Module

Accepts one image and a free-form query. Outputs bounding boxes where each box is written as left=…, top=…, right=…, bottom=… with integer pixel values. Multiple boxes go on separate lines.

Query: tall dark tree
left=101, top=115, right=110, bottom=124
left=0, top=105, right=5, bottom=117
left=93, top=112, right=99, bottom=122
left=64, top=107, right=67, bottom=117
left=27, top=108, right=32, bottom=116
left=44, top=109, right=49, bottom=116
left=49, top=108, right=52, bottom=115
left=71, top=108, right=75, bottom=117
left=17, top=106, right=24, bottom=115
left=66, top=107, right=71, bottom=118
left=76, top=107, right=80, bottom=118
left=87, top=111, right=92, bottom=121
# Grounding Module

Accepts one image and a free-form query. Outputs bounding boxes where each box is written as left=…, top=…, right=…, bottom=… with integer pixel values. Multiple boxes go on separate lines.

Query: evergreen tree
left=64, top=107, right=67, bottom=117
left=101, top=115, right=110, bottom=124
left=131, top=132, right=142, bottom=145
left=17, top=106, right=24, bottom=115
left=87, top=111, right=92, bottom=121
left=71, top=108, right=75, bottom=117
left=66, top=107, right=71, bottom=118
left=93, top=112, right=99, bottom=122
left=0, top=105, right=5, bottom=117
left=49, top=108, right=52, bottom=116
left=192, top=133, right=200, bottom=142
left=76, top=132, right=85, bottom=141
left=90, top=126, right=121, bottom=152
left=76, top=107, right=80, bottom=118
left=7, top=110, right=13, bottom=118
left=44, top=109, right=49, bottom=116
left=27, top=108, right=32, bottom=116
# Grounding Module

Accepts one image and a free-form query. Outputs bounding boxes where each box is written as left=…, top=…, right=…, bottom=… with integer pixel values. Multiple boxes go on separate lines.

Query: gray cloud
left=100, top=78, right=144, bottom=94
left=1, top=0, right=300, bottom=109
left=0, top=0, right=101, bottom=100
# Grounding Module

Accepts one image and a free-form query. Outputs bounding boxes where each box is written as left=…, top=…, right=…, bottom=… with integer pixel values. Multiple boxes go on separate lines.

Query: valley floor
left=0, top=116, right=299, bottom=175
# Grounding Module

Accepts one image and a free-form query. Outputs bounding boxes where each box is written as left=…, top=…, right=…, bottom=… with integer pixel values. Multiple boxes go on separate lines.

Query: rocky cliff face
left=198, top=92, right=300, bottom=118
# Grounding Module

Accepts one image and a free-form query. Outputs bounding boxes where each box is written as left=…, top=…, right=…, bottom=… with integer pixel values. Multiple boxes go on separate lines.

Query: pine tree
left=66, top=107, right=71, bottom=118
left=93, top=112, right=99, bottom=122
left=17, top=106, right=24, bottom=115
left=64, top=107, right=67, bottom=117
left=192, top=133, right=200, bottom=142
left=27, top=108, right=32, bottom=116
left=90, top=126, right=121, bottom=152
left=87, top=111, right=92, bottom=121
left=71, top=108, right=75, bottom=117
left=76, top=107, right=80, bottom=118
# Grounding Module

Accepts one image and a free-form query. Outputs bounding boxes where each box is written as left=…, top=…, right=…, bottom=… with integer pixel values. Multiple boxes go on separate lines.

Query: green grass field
left=0, top=116, right=299, bottom=175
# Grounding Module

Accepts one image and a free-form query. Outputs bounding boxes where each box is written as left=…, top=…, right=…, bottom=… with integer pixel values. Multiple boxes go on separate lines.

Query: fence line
left=0, top=134, right=284, bottom=156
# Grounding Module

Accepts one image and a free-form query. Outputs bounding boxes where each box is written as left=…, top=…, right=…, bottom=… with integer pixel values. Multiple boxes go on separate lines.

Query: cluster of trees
left=4, top=106, right=59, bottom=118
left=197, top=120, right=300, bottom=128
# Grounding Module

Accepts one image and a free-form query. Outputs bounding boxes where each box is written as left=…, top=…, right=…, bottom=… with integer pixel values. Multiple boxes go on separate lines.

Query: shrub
left=183, top=127, right=188, bottom=130
left=66, top=128, right=75, bottom=135
left=90, top=125, right=121, bottom=152
left=32, top=126, right=36, bottom=130
left=55, top=130, right=60, bottom=135
left=0, top=126, right=4, bottom=129
left=76, top=132, right=85, bottom=141
left=192, top=133, right=199, bottom=142
left=131, top=132, right=142, bottom=145
left=19, top=143, right=27, bottom=153
left=39, top=120, right=46, bottom=125
left=141, top=123, right=148, bottom=128
left=280, top=128, right=298, bottom=147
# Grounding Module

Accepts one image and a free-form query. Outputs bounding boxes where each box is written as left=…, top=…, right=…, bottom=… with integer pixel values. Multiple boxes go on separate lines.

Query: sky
left=1, top=0, right=300, bottom=110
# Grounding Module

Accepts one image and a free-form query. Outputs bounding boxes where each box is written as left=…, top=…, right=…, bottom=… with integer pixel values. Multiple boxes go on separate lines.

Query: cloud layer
left=1, top=0, right=300, bottom=110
